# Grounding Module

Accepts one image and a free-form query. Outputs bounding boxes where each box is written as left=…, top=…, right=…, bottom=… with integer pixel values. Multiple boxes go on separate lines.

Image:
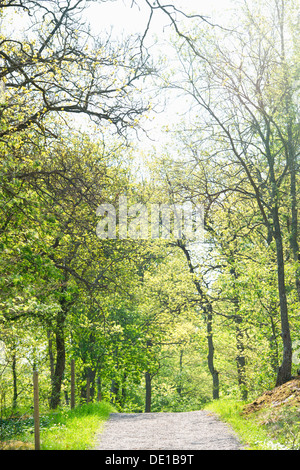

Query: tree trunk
left=206, top=312, right=219, bottom=400
left=97, top=376, right=102, bottom=402
left=262, top=116, right=292, bottom=387
left=110, top=379, right=119, bottom=405
left=145, top=371, right=152, bottom=412
left=288, top=140, right=300, bottom=301
left=49, top=310, right=67, bottom=409
left=12, top=349, right=17, bottom=410
left=47, top=330, right=55, bottom=384
left=273, top=203, right=292, bottom=386
left=80, top=367, right=96, bottom=403
left=275, top=4, right=293, bottom=385
left=268, top=310, right=280, bottom=375
left=176, top=350, right=184, bottom=396
left=235, top=317, right=247, bottom=400
left=121, top=373, right=127, bottom=407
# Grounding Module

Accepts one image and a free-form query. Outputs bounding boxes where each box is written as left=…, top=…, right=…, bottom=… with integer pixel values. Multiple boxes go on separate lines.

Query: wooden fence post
left=71, top=359, right=75, bottom=409
left=33, top=370, right=40, bottom=450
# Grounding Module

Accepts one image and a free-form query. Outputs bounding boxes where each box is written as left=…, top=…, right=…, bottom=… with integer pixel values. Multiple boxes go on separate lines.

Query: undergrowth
left=0, top=401, right=116, bottom=450
left=204, top=398, right=300, bottom=450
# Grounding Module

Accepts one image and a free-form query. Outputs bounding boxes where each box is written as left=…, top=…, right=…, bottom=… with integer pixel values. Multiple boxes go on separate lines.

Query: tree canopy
left=1, top=0, right=300, bottom=416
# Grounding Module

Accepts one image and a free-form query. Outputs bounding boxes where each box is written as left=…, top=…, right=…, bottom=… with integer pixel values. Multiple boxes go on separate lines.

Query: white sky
left=83, top=0, right=236, bottom=154
left=86, top=0, right=235, bottom=38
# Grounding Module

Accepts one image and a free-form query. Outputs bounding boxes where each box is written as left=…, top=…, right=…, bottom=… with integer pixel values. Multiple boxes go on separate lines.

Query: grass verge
left=1, top=401, right=116, bottom=450
left=204, top=398, right=293, bottom=450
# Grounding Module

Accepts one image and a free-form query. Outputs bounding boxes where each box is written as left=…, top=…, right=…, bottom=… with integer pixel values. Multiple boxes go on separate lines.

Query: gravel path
left=95, top=411, right=243, bottom=450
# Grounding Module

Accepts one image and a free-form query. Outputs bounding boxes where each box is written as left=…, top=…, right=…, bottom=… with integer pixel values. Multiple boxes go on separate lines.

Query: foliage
left=0, top=401, right=116, bottom=450
left=0, top=0, right=300, bottom=450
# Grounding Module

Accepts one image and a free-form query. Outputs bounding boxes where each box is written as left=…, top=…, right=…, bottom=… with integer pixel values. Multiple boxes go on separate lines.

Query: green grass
left=1, top=401, right=116, bottom=450
left=41, top=401, right=116, bottom=450
left=204, top=398, right=291, bottom=450
left=4, top=397, right=298, bottom=450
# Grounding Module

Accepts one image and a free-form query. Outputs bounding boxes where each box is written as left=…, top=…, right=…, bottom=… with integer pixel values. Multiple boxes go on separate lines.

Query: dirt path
left=95, top=411, right=243, bottom=450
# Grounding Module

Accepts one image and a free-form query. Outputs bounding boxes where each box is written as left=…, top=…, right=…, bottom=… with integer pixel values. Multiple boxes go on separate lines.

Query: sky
left=85, top=0, right=235, bottom=38
left=83, top=0, right=235, bottom=153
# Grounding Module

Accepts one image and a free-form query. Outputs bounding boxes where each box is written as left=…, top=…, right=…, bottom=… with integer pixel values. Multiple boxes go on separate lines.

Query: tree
left=0, top=0, right=153, bottom=140
left=0, top=0, right=158, bottom=408
left=166, top=0, right=300, bottom=386
left=175, top=240, right=219, bottom=400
